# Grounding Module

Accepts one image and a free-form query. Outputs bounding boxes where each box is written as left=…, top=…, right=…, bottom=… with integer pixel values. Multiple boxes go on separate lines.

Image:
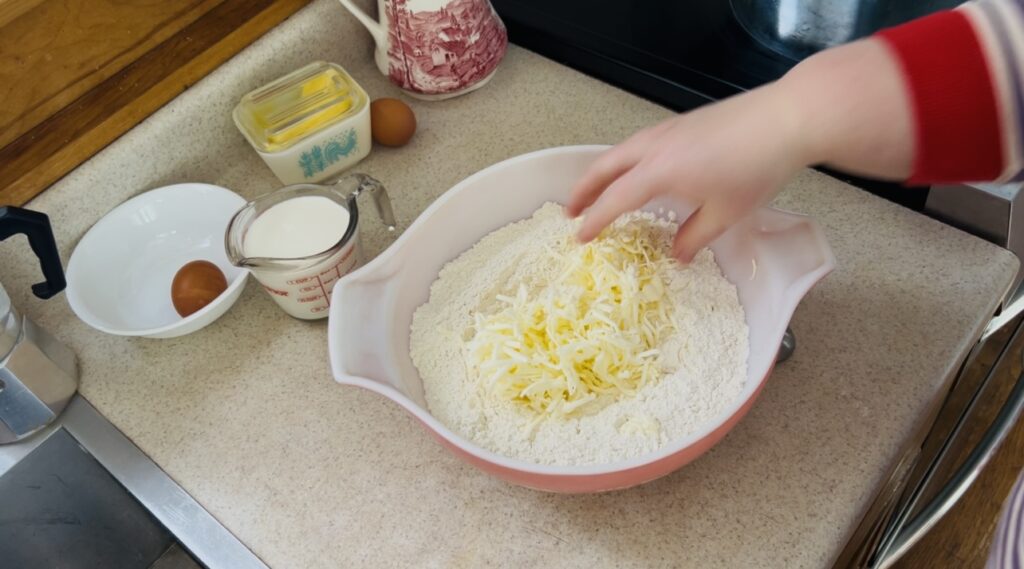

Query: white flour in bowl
left=409, top=203, right=749, bottom=466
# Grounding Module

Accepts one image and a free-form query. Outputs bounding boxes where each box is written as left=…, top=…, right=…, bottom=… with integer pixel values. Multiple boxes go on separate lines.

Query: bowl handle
left=755, top=208, right=836, bottom=301
left=328, top=260, right=410, bottom=396
left=747, top=209, right=836, bottom=362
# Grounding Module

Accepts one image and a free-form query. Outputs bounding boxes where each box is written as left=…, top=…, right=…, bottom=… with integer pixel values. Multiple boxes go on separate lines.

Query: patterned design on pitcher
left=386, top=0, right=507, bottom=95
left=297, top=129, right=359, bottom=178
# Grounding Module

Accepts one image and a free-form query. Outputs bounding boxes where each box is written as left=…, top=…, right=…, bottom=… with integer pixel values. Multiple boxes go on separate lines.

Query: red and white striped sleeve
left=878, top=5, right=1024, bottom=566
left=875, top=0, right=1024, bottom=184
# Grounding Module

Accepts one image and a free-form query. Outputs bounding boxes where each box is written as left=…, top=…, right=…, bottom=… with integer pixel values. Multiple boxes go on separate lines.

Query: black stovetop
left=493, top=1, right=794, bottom=108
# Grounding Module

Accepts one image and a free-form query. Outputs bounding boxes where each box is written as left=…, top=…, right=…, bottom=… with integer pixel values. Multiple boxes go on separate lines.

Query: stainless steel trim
left=925, top=181, right=1024, bottom=337
left=984, top=288, right=1024, bottom=341
left=0, top=396, right=268, bottom=569
left=833, top=446, right=922, bottom=568
left=841, top=318, right=994, bottom=567
left=870, top=318, right=1024, bottom=568
left=878, top=366, right=1024, bottom=566
left=0, top=316, right=78, bottom=443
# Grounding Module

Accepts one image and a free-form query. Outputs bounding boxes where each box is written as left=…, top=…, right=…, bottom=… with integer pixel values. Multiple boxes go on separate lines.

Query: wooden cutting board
left=0, top=0, right=311, bottom=206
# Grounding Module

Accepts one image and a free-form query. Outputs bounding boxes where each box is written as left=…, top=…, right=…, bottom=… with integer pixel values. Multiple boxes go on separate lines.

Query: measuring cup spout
left=225, top=201, right=259, bottom=269
left=228, top=254, right=260, bottom=270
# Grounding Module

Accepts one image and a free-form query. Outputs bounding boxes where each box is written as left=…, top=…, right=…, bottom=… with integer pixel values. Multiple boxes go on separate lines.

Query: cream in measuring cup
left=225, top=173, right=395, bottom=319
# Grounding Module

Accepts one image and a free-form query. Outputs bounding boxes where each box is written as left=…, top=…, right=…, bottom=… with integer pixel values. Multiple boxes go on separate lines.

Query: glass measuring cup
left=225, top=173, right=395, bottom=319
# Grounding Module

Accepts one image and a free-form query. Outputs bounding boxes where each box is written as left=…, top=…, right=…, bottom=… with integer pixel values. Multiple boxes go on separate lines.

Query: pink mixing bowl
left=328, top=145, right=835, bottom=492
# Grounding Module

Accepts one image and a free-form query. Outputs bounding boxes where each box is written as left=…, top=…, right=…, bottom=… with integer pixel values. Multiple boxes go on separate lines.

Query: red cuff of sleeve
left=877, top=10, right=1004, bottom=184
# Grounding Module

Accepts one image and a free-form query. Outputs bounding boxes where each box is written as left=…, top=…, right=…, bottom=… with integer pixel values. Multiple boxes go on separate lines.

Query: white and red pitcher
left=338, top=0, right=508, bottom=99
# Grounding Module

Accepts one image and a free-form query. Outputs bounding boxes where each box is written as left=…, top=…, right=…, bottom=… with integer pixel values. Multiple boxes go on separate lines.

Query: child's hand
left=567, top=38, right=911, bottom=263
left=567, top=84, right=809, bottom=263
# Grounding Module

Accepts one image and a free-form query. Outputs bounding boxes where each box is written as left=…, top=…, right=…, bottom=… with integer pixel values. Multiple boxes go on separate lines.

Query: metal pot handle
left=0, top=206, right=66, bottom=299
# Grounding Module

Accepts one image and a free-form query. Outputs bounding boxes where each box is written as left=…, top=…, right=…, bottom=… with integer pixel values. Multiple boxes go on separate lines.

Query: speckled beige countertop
left=0, top=1, right=1019, bottom=567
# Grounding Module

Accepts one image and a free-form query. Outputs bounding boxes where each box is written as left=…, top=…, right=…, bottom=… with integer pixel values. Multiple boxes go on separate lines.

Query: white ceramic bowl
left=67, top=183, right=248, bottom=338
left=329, top=146, right=836, bottom=492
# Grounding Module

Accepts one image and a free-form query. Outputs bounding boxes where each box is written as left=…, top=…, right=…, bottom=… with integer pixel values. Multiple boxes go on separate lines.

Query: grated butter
left=464, top=222, right=679, bottom=418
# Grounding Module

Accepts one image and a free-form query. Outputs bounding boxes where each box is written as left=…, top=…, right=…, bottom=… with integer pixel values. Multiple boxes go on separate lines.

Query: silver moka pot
left=0, top=206, right=77, bottom=444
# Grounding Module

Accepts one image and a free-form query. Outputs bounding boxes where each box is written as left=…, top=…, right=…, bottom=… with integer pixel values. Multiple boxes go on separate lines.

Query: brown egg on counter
left=370, top=98, right=417, bottom=147
left=171, top=260, right=228, bottom=317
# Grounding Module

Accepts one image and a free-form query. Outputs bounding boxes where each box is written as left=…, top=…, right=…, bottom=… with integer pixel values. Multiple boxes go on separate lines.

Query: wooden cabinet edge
left=0, top=0, right=311, bottom=206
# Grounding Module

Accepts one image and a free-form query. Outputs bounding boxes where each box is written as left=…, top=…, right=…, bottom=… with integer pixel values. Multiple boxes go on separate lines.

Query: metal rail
left=871, top=318, right=1024, bottom=567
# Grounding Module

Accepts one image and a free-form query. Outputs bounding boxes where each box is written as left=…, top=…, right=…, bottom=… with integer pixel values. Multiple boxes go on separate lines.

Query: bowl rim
left=66, top=182, right=249, bottom=337
left=330, top=144, right=836, bottom=477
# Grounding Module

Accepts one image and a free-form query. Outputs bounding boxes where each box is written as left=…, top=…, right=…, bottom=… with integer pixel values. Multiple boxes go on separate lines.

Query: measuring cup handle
left=348, top=174, right=397, bottom=231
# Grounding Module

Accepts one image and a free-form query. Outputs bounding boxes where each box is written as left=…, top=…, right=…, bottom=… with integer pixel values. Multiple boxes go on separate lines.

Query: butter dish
left=233, top=61, right=371, bottom=184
